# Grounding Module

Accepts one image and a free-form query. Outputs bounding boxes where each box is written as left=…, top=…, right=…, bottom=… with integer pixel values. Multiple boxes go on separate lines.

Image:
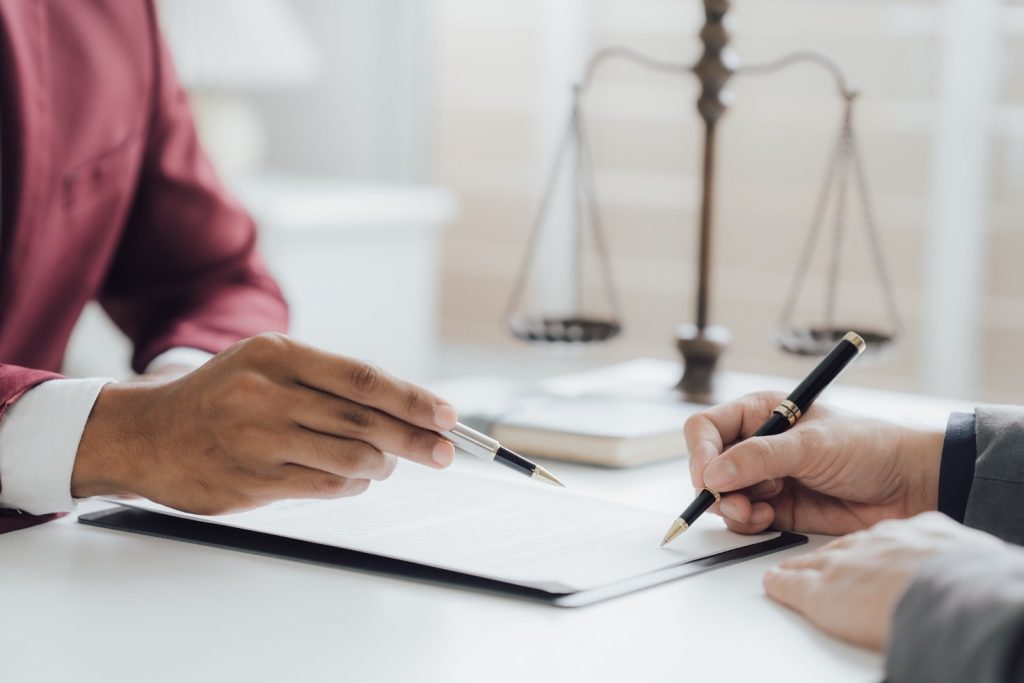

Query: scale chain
left=849, top=124, right=904, bottom=335
left=576, top=110, right=624, bottom=322
left=778, top=108, right=847, bottom=329
left=824, top=103, right=854, bottom=332
left=501, top=104, right=580, bottom=323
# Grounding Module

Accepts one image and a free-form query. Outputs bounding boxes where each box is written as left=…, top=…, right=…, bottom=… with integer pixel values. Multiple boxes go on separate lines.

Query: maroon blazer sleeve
left=98, top=6, right=288, bottom=373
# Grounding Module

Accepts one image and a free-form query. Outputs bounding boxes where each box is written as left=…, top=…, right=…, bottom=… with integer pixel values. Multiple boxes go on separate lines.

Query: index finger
left=276, top=338, right=457, bottom=432
left=763, top=566, right=821, bottom=616
left=685, top=392, right=784, bottom=488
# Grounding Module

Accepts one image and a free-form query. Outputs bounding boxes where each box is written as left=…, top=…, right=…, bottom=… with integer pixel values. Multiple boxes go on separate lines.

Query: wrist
left=898, top=425, right=945, bottom=515
left=132, top=363, right=195, bottom=383
left=71, top=383, right=158, bottom=499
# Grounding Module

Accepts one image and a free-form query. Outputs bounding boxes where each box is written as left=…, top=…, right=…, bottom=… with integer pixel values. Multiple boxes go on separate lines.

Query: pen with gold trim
left=442, top=422, right=565, bottom=487
left=660, top=331, right=866, bottom=547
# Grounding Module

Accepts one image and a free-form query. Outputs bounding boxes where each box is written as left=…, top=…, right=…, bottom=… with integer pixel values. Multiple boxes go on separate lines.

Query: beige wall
left=432, top=0, right=1024, bottom=404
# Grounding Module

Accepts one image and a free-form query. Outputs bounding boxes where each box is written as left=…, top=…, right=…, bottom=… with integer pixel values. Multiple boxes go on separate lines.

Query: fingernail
left=704, top=458, right=737, bottom=490
left=434, top=404, right=458, bottom=431
left=432, top=441, right=455, bottom=467
left=719, top=498, right=742, bottom=521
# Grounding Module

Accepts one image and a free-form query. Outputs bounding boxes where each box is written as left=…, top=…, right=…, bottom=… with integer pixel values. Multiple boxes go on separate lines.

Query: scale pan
left=775, top=326, right=894, bottom=357
left=507, top=316, right=622, bottom=344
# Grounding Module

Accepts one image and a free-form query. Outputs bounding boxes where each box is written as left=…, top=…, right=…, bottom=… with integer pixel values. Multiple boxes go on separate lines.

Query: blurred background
left=66, top=0, right=1024, bottom=405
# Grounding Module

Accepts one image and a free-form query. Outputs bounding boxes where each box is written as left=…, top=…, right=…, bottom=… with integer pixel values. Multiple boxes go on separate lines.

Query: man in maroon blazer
left=0, top=1, right=457, bottom=533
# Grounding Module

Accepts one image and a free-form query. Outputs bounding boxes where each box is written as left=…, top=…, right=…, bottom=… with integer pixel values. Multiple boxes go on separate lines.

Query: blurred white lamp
left=156, top=0, right=319, bottom=178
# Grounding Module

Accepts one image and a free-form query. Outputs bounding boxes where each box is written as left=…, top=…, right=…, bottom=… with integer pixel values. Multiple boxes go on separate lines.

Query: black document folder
left=80, top=506, right=806, bottom=607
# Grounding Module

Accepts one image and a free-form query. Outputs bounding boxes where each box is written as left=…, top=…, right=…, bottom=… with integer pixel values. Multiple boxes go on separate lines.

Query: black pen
left=660, top=331, right=866, bottom=547
left=442, top=422, right=566, bottom=487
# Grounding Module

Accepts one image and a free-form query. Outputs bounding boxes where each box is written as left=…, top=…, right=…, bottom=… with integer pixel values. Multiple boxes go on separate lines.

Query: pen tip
left=660, top=518, right=688, bottom=547
left=532, top=466, right=566, bottom=488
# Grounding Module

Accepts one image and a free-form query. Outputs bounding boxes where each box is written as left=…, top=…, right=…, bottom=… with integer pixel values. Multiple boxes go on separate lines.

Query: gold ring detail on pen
left=707, top=488, right=721, bottom=502
left=774, top=400, right=801, bottom=426
left=842, top=331, right=866, bottom=353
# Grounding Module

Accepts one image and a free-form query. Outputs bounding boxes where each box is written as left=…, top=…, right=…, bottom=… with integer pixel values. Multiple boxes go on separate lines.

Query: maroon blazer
left=0, top=1, right=289, bottom=528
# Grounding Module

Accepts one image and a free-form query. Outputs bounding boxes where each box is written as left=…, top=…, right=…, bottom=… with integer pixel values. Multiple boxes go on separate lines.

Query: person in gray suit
left=685, top=392, right=1024, bottom=682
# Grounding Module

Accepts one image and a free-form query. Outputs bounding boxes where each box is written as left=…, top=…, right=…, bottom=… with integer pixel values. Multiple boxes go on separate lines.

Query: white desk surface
left=0, top=361, right=973, bottom=683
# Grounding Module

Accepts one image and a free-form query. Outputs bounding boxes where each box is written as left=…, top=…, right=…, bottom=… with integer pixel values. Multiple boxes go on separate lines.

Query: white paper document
left=114, top=464, right=774, bottom=594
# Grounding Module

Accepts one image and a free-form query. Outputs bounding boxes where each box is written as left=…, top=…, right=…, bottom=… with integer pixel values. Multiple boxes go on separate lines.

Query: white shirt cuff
left=145, top=347, right=215, bottom=374
left=0, top=378, right=114, bottom=514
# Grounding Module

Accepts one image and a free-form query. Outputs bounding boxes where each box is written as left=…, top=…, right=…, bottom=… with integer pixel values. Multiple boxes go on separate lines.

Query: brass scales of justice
left=502, top=0, right=903, bottom=403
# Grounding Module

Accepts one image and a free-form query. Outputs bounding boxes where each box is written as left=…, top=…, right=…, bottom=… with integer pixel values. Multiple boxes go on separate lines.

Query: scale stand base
left=675, top=324, right=731, bottom=404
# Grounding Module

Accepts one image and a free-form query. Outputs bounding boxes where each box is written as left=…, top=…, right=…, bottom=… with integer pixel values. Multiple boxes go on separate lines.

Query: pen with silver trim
left=660, top=331, right=867, bottom=547
left=442, top=422, right=566, bottom=487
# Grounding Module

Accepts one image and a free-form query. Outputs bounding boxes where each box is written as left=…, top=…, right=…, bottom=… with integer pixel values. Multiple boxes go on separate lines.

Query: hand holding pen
left=662, top=332, right=867, bottom=545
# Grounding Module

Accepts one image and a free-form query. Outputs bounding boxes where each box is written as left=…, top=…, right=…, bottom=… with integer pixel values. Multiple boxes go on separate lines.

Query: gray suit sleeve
left=886, top=406, right=1024, bottom=681
left=965, top=405, right=1024, bottom=545
left=887, top=546, right=1024, bottom=683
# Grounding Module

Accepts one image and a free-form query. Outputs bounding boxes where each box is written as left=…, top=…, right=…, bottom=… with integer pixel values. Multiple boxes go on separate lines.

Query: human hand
left=763, top=512, right=1003, bottom=650
left=685, top=391, right=945, bottom=535
left=71, top=334, right=458, bottom=514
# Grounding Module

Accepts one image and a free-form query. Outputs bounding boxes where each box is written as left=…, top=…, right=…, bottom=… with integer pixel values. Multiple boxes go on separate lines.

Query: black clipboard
left=79, top=506, right=807, bottom=607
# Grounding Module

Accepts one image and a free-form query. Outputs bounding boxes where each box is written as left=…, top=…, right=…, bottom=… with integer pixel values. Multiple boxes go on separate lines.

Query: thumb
left=702, top=431, right=810, bottom=492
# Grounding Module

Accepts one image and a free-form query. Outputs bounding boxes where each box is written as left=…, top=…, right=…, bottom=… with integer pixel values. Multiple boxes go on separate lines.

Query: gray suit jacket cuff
left=887, top=547, right=1024, bottom=683
left=938, top=411, right=977, bottom=522
left=966, top=405, right=1024, bottom=545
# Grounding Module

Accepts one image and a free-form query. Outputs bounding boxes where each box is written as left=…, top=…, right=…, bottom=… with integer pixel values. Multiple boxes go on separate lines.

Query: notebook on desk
left=482, top=397, right=695, bottom=467
left=433, top=360, right=706, bottom=467
left=79, top=463, right=805, bottom=607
